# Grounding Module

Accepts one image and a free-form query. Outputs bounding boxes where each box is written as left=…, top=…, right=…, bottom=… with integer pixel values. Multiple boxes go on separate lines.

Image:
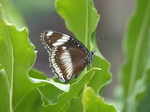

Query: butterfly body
left=41, top=30, right=94, bottom=82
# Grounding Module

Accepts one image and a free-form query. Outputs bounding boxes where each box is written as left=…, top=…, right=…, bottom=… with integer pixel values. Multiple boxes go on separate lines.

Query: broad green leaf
left=136, top=28, right=150, bottom=112
left=119, top=0, right=150, bottom=111
left=28, top=68, right=47, bottom=80
left=41, top=68, right=101, bottom=112
left=30, top=78, right=70, bottom=92
left=87, top=31, right=112, bottom=94
left=82, top=87, right=117, bottom=112
left=0, top=0, right=26, bottom=28
left=66, top=95, right=83, bottom=112
left=0, top=18, right=37, bottom=111
left=55, top=0, right=100, bottom=48
left=29, top=69, right=70, bottom=93
left=0, top=7, right=70, bottom=111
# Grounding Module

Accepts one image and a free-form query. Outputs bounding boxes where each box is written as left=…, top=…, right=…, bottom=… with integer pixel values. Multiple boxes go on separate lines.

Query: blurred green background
left=12, top=0, right=134, bottom=98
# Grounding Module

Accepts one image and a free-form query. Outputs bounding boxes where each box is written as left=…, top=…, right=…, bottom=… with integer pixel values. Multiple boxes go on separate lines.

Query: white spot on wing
left=46, top=31, right=53, bottom=36
left=62, top=46, right=66, bottom=50
left=62, top=35, right=70, bottom=39
left=53, top=42, right=64, bottom=46
left=52, top=36, right=69, bottom=47
left=60, top=55, right=70, bottom=60
left=57, top=39, right=68, bottom=43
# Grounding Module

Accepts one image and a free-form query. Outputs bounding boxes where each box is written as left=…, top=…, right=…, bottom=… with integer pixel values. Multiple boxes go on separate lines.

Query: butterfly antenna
left=92, top=36, right=108, bottom=52
left=100, top=36, right=108, bottom=43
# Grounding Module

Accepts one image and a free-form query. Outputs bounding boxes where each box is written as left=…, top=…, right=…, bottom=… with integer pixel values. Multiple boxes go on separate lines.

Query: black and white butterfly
left=41, top=30, right=95, bottom=83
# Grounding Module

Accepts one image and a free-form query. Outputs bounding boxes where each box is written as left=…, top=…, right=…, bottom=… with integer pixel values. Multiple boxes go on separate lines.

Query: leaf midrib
left=85, top=0, right=89, bottom=48
left=3, top=25, right=14, bottom=112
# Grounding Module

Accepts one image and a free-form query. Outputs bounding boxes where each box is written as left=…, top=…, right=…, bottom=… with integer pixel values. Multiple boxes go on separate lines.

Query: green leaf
left=30, top=78, right=70, bottom=92
left=41, top=68, right=101, bottom=112
left=55, top=0, right=100, bottom=48
left=119, top=0, right=150, bottom=111
left=0, top=0, right=26, bottom=28
left=0, top=17, right=37, bottom=111
left=0, top=8, right=70, bottom=111
left=136, top=24, right=150, bottom=112
left=66, top=95, right=83, bottom=112
left=82, top=87, right=117, bottom=112
left=88, top=55, right=111, bottom=94
left=29, top=69, right=70, bottom=93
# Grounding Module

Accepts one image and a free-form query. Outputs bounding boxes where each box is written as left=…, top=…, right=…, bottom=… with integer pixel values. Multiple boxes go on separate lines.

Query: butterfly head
left=85, top=51, right=95, bottom=66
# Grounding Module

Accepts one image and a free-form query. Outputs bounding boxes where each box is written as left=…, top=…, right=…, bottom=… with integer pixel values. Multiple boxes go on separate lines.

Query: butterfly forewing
left=41, top=30, right=94, bottom=82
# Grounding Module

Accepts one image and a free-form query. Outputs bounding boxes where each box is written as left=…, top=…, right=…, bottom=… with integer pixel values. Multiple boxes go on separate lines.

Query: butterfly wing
left=41, top=30, right=89, bottom=82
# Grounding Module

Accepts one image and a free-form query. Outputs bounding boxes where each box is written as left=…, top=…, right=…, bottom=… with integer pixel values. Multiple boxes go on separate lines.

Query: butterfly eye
left=41, top=30, right=95, bottom=82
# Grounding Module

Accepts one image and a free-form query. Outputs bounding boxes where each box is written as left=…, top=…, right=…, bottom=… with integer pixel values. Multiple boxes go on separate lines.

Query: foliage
left=119, top=0, right=150, bottom=112
left=0, top=0, right=150, bottom=112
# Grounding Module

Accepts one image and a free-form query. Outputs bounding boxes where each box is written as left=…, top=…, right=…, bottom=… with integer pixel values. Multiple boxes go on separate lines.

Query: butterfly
left=41, top=30, right=95, bottom=83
